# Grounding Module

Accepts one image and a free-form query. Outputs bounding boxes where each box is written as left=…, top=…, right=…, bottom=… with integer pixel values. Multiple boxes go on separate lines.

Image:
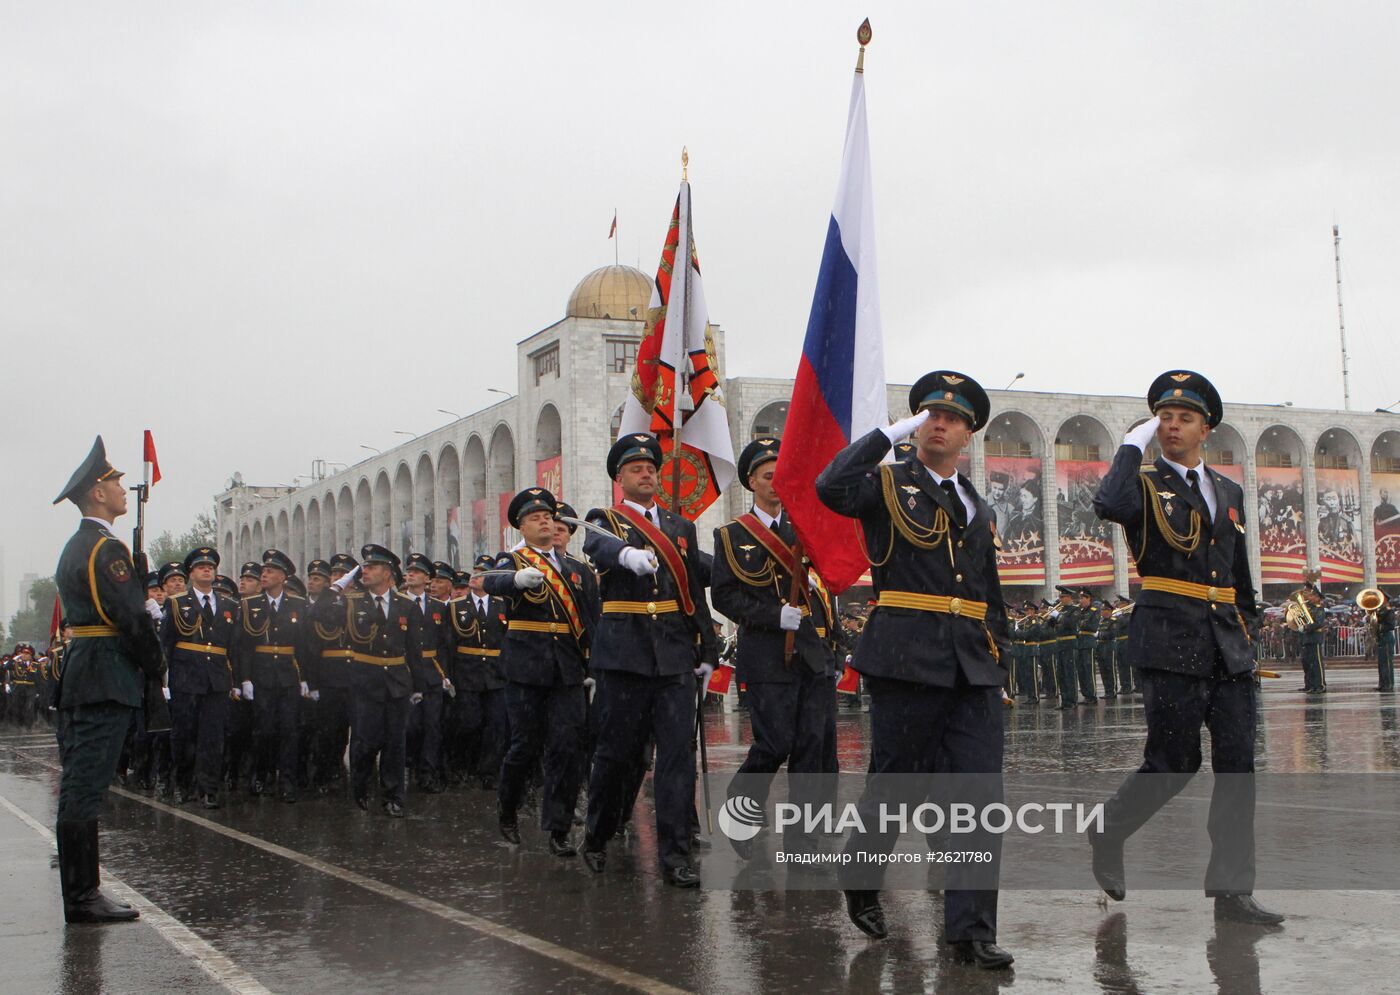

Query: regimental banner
left=471, top=500, right=488, bottom=560
left=536, top=456, right=562, bottom=500
left=1257, top=466, right=1306, bottom=584
left=986, top=456, right=1045, bottom=585
left=1374, top=472, right=1400, bottom=584
left=1316, top=467, right=1363, bottom=583
left=1057, top=460, right=1114, bottom=586
left=446, top=506, right=462, bottom=569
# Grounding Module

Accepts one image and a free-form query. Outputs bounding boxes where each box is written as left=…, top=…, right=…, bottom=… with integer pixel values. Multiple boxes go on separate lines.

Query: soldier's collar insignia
left=1157, top=490, right=1175, bottom=499
left=901, top=485, right=920, bottom=494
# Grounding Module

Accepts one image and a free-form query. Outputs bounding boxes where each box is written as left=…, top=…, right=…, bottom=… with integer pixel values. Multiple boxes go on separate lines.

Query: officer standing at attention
left=52, top=436, right=166, bottom=923
left=482, top=487, right=592, bottom=855
left=233, top=549, right=310, bottom=802
left=1298, top=585, right=1327, bottom=693
left=1074, top=589, right=1099, bottom=703
left=160, top=547, right=238, bottom=808
left=1087, top=370, right=1283, bottom=926
left=1375, top=592, right=1396, bottom=692
left=580, top=434, right=719, bottom=888
left=1052, top=587, right=1079, bottom=709
left=711, top=436, right=837, bottom=857
left=817, top=372, right=1014, bottom=969
left=1095, top=602, right=1118, bottom=700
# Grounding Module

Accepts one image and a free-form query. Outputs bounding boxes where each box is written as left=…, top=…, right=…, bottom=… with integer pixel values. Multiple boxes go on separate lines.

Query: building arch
left=291, top=504, right=307, bottom=567
left=373, top=471, right=392, bottom=548
left=354, top=479, right=372, bottom=548
left=750, top=401, right=789, bottom=441
left=437, top=443, right=462, bottom=567
left=1315, top=427, right=1364, bottom=586
left=413, top=452, right=435, bottom=558
left=1255, top=425, right=1306, bottom=588
left=464, top=435, right=488, bottom=559
left=488, top=423, right=517, bottom=549
left=535, top=404, right=563, bottom=497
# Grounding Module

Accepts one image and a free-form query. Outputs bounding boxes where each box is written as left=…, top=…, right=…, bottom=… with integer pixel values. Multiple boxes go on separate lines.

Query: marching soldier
left=447, top=555, right=509, bottom=789
left=817, top=371, right=1014, bottom=968
left=1095, top=602, right=1118, bottom=700
left=1088, top=370, right=1283, bottom=925
left=309, top=553, right=357, bottom=795
left=711, top=436, right=838, bottom=857
left=51, top=436, right=165, bottom=923
left=160, top=547, right=237, bottom=807
left=1052, top=587, right=1079, bottom=709
left=1075, top=589, right=1099, bottom=703
left=224, top=562, right=263, bottom=791
left=482, top=488, right=593, bottom=855
left=232, top=549, right=310, bottom=802
left=1376, top=592, right=1396, bottom=692
left=403, top=553, right=451, bottom=793
left=314, top=545, right=427, bottom=817
left=8, top=644, right=41, bottom=725
left=580, top=434, right=719, bottom=888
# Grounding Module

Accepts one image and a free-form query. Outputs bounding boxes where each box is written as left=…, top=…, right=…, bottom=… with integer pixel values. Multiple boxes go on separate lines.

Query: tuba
left=1357, top=588, right=1387, bottom=621
left=1284, top=590, right=1315, bottom=632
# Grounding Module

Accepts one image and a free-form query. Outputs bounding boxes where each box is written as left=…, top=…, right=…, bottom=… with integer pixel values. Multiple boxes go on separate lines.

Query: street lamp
left=1003, top=372, right=1025, bottom=391
left=359, top=445, right=382, bottom=455
left=393, top=430, right=415, bottom=437
left=486, top=388, right=513, bottom=398
left=437, top=408, right=462, bottom=420
left=1376, top=399, right=1400, bottom=413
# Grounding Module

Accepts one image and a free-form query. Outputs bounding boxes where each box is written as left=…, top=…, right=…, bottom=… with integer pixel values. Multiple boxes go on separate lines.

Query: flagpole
left=671, top=147, right=691, bottom=516
left=614, top=207, right=619, bottom=267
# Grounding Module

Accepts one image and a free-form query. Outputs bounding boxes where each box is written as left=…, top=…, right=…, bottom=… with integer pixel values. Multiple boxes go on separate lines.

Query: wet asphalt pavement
left=3, top=665, right=1398, bottom=994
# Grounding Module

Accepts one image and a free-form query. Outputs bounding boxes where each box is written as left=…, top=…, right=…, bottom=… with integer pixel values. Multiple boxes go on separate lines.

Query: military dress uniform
left=403, top=553, right=451, bottom=793
left=1074, top=595, right=1099, bottom=703
left=711, top=437, right=837, bottom=833
left=160, top=548, right=238, bottom=807
left=1089, top=371, right=1280, bottom=924
left=816, top=372, right=1012, bottom=963
left=482, top=488, right=593, bottom=852
left=52, top=436, right=166, bottom=923
left=1094, top=606, right=1118, bottom=699
left=1113, top=602, right=1134, bottom=693
left=1376, top=598, right=1396, bottom=692
left=1051, top=592, right=1079, bottom=708
left=307, top=553, right=357, bottom=793
left=447, top=556, right=510, bottom=787
left=232, top=549, right=310, bottom=801
left=1298, top=591, right=1327, bottom=692
left=580, top=434, right=718, bottom=886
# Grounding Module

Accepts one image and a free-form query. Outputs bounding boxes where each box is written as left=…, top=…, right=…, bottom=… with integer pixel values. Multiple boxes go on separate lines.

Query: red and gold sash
left=608, top=505, right=695, bottom=615
left=735, top=513, right=811, bottom=610
left=514, top=547, right=585, bottom=641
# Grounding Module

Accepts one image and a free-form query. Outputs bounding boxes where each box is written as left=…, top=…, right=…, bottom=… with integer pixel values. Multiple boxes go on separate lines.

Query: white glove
left=618, top=546, right=659, bottom=576
left=694, top=662, right=714, bottom=683
left=583, top=676, right=596, bottom=689
left=410, top=692, right=424, bottom=705
left=1124, top=415, right=1161, bottom=452
left=442, top=678, right=453, bottom=694
left=331, top=564, right=361, bottom=592
left=229, top=687, right=241, bottom=701
left=300, top=681, right=310, bottom=698
left=514, top=568, right=545, bottom=589
left=161, top=686, right=171, bottom=701
left=310, top=690, right=321, bottom=702
left=779, top=605, right=803, bottom=631
left=144, top=598, right=163, bottom=621
left=241, top=680, right=254, bottom=701
left=881, top=409, right=929, bottom=444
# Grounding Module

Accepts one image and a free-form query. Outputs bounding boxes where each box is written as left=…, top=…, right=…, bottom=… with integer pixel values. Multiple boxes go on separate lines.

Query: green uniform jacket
left=54, top=519, right=165, bottom=708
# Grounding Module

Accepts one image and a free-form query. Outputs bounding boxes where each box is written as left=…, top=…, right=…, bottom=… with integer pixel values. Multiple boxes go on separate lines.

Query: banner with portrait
left=1257, top=466, right=1306, bottom=584
left=536, top=456, right=563, bottom=499
left=986, top=455, right=1045, bottom=585
left=1315, top=467, right=1363, bottom=583
left=1056, top=460, right=1114, bottom=586
left=1375, top=472, right=1400, bottom=584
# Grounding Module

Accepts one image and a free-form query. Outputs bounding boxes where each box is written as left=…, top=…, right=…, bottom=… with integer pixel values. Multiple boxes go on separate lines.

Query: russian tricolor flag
left=773, top=63, right=886, bottom=594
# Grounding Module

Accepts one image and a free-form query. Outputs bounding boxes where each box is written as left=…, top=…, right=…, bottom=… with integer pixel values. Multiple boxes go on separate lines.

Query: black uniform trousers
left=170, top=691, right=229, bottom=797
left=1115, top=640, right=1134, bottom=694
left=351, top=694, right=411, bottom=806
left=1056, top=642, right=1078, bottom=706
left=407, top=688, right=445, bottom=784
left=451, top=688, right=509, bottom=782
left=1379, top=631, right=1396, bottom=692
left=253, top=685, right=299, bottom=785
left=314, top=687, right=353, bottom=788
left=1076, top=645, right=1098, bottom=701
left=499, top=681, right=584, bottom=832
left=1301, top=642, right=1326, bottom=692
left=839, top=675, right=1004, bottom=944
left=586, top=669, right=696, bottom=871
left=1096, top=646, right=1118, bottom=699
left=1014, top=650, right=1037, bottom=703
left=1101, top=659, right=1257, bottom=895
left=224, top=698, right=255, bottom=786
left=1038, top=646, right=1057, bottom=699
left=733, top=670, right=835, bottom=808
left=57, top=702, right=135, bottom=823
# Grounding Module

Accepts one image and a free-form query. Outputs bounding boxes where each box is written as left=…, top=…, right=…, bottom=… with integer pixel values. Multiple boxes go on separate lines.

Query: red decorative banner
left=536, top=456, right=562, bottom=500
left=1374, top=472, right=1400, bottom=585
left=986, top=455, right=1045, bottom=585
left=1316, top=467, right=1363, bottom=583
left=1257, top=466, right=1306, bottom=584
left=1057, top=460, right=1114, bottom=586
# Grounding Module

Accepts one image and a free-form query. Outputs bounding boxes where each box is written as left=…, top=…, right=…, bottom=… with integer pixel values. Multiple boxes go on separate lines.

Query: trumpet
left=1111, top=601, right=1135, bottom=620
left=1356, top=588, right=1387, bottom=620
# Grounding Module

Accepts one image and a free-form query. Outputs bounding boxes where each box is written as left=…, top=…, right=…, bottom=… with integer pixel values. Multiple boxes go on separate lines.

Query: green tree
left=8, top=576, right=59, bottom=646
left=146, top=509, right=219, bottom=571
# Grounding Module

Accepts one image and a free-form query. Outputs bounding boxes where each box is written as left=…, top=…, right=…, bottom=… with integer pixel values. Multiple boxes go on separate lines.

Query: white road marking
left=7, top=748, right=691, bottom=995
left=0, top=791, right=272, bottom=995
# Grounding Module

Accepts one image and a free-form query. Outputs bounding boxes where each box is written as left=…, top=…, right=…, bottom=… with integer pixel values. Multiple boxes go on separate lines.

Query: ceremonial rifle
left=131, top=452, right=171, bottom=733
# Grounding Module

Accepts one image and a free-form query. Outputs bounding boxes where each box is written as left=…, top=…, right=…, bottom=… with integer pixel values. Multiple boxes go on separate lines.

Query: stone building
left=217, top=264, right=1400, bottom=601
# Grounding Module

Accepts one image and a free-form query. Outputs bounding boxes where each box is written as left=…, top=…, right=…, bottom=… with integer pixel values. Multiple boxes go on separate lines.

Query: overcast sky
left=3, top=1, right=1397, bottom=617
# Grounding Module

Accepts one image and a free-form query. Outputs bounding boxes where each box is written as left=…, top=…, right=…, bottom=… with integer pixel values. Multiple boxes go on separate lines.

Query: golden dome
left=566, top=265, right=652, bottom=320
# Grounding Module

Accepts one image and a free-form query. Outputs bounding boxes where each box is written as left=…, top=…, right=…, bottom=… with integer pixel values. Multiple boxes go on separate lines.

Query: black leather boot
left=60, top=821, right=138, bottom=924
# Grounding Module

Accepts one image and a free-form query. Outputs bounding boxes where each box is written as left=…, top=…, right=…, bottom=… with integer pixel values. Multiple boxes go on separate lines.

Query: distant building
left=217, top=264, right=1400, bottom=599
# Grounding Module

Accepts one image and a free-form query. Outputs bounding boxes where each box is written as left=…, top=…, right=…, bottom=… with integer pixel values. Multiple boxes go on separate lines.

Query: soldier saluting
left=51, top=436, right=166, bottom=923
left=817, top=372, right=1015, bottom=969
left=1087, top=370, right=1283, bottom=926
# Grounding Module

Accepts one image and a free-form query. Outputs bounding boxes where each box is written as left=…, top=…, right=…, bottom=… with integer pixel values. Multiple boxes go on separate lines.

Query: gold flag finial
left=856, top=18, right=872, bottom=73
left=681, top=146, right=689, bottom=181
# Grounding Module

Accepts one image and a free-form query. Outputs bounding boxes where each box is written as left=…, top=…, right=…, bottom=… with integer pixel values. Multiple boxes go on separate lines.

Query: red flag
left=707, top=663, right=734, bottom=695
left=608, top=210, right=617, bottom=239
left=835, top=665, right=860, bottom=694
left=143, top=430, right=161, bottom=485
left=49, top=597, right=63, bottom=642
